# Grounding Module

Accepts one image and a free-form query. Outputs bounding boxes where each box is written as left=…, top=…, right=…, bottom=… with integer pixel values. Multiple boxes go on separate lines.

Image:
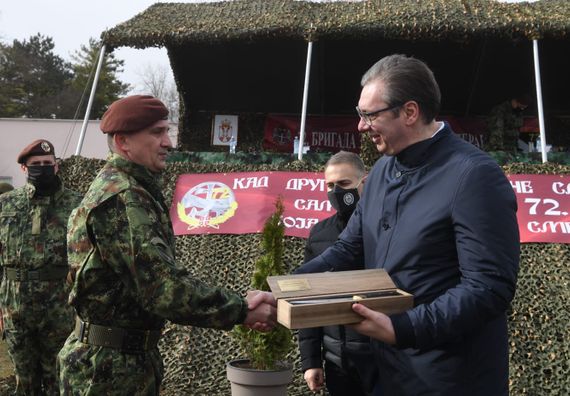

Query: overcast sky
left=0, top=1, right=214, bottom=92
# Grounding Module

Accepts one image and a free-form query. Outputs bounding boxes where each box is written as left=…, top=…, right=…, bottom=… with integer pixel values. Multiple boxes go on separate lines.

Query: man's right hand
left=304, top=368, right=325, bottom=392
left=348, top=302, right=396, bottom=345
left=243, top=290, right=277, bottom=332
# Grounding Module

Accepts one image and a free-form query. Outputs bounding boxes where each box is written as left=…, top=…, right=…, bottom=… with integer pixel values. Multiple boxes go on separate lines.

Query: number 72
left=524, top=198, right=562, bottom=216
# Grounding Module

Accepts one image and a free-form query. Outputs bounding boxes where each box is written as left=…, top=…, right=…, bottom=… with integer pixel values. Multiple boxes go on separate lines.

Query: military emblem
left=343, top=192, right=355, bottom=206
left=177, top=181, right=238, bottom=229
left=218, top=119, right=233, bottom=143
left=273, top=127, right=292, bottom=146
left=41, top=141, right=51, bottom=152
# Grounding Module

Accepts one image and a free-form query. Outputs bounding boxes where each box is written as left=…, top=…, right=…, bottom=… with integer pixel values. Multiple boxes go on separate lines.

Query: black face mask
left=27, top=165, right=58, bottom=194
left=327, top=185, right=360, bottom=220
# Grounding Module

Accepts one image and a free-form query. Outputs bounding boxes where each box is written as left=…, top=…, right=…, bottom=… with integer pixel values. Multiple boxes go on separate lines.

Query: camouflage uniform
left=486, top=100, right=524, bottom=152
left=57, top=154, right=248, bottom=395
left=0, top=179, right=81, bottom=395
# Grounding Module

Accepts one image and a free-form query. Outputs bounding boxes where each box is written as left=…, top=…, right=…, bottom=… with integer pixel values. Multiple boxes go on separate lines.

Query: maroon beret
left=100, top=95, right=169, bottom=134
left=17, top=139, right=55, bottom=164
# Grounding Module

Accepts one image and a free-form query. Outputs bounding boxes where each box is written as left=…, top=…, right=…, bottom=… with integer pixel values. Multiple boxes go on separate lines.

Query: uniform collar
left=107, top=153, right=165, bottom=202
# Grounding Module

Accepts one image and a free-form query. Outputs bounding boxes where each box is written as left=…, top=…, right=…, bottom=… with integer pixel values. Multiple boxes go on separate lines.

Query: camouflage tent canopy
left=101, top=0, right=570, bottom=151
left=102, top=1, right=570, bottom=48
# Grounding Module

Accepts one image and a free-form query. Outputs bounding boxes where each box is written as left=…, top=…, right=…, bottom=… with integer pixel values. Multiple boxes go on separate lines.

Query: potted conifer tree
left=227, top=197, right=294, bottom=396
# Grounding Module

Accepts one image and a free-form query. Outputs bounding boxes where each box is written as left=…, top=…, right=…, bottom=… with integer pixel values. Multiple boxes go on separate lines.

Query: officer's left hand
left=347, top=302, right=396, bottom=345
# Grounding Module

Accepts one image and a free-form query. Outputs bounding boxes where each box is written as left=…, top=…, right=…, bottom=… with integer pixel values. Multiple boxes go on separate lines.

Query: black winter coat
left=298, top=214, right=378, bottom=393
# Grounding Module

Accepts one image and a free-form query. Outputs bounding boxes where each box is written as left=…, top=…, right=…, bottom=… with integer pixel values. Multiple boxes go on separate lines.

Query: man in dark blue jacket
left=297, top=54, right=520, bottom=396
left=298, top=151, right=379, bottom=396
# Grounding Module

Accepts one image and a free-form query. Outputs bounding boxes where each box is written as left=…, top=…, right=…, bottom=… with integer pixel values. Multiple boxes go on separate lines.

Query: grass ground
left=0, top=338, right=12, bottom=378
left=0, top=338, right=15, bottom=396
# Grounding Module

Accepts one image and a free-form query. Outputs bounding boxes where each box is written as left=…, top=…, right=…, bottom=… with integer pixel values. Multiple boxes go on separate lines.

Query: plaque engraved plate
left=277, top=278, right=311, bottom=292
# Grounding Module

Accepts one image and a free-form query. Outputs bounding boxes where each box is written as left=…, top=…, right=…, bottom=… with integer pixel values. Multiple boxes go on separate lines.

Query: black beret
left=100, top=95, right=169, bottom=134
left=17, top=139, right=55, bottom=164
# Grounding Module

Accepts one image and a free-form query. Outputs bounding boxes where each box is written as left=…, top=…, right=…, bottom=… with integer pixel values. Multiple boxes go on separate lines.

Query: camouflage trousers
left=1, top=295, right=73, bottom=396
left=57, top=334, right=164, bottom=396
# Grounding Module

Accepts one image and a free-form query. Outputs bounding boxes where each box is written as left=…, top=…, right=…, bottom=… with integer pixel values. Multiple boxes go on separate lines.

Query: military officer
left=57, top=95, right=276, bottom=395
left=0, top=140, right=81, bottom=395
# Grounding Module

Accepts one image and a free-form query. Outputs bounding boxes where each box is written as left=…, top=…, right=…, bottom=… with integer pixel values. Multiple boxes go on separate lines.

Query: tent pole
left=464, top=39, right=487, bottom=116
left=75, top=44, right=106, bottom=156
left=298, top=41, right=313, bottom=161
left=532, top=40, right=547, bottom=163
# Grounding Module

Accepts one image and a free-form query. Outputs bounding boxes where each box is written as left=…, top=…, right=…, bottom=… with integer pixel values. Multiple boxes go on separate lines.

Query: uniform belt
left=74, top=318, right=161, bottom=353
left=3, top=266, right=68, bottom=282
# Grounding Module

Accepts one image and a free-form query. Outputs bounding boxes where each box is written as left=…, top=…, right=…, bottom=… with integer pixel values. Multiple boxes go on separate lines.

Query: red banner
left=170, top=172, right=332, bottom=238
left=170, top=172, right=570, bottom=243
left=263, top=114, right=499, bottom=152
left=520, top=117, right=540, bottom=133
left=509, top=174, right=570, bottom=243
left=438, top=116, right=486, bottom=148
left=263, top=114, right=361, bottom=153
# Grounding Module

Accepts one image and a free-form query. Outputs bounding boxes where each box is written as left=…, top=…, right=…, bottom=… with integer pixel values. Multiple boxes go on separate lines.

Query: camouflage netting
left=99, top=0, right=570, bottom=153
left=102, top=0, right=570, bottom=48
left=52, top=155, right=570, bottom=395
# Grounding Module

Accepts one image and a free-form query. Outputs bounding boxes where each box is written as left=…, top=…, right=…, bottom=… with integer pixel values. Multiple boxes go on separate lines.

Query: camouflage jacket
left=486, top=100, right=524, bottom=152
left=0, top=180, right=81, bottom=313
left=67, top=153, right=248, bottom=331
left=0, top=180, right=82, bottom=280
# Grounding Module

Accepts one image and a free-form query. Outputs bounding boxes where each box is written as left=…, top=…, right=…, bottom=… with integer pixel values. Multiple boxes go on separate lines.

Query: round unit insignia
left=177, top=181, right=238, bottom=229
left=40, top=141, right=51, bottom=152
left=343, top=193, right=355, bottom=205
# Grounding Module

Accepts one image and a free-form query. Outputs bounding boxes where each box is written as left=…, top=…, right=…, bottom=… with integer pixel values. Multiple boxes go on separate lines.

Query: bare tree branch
left=134, top=63, right=179, bottom=122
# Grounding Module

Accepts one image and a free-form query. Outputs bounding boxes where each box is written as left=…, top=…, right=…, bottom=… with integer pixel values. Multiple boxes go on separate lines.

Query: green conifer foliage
left=233, top=197, right=293, bottom=371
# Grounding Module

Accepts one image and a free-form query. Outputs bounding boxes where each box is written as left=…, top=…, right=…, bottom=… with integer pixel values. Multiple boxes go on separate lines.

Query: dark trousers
left=325, top=360, right=381, bottom=396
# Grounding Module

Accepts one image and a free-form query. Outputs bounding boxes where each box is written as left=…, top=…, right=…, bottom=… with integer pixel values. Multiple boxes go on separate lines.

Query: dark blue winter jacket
left=298, top=124, right=520, bottom=396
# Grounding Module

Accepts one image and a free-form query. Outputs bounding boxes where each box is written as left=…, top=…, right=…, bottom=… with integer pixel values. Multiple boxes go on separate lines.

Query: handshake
left=243, top=290, right=278, bottom=332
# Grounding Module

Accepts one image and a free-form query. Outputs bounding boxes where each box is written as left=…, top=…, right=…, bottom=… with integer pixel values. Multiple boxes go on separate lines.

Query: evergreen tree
left=233, top=197, right=293, bottom=371
left=0, top=34, right=73, bottom=118
left=0, top=35, right=130, bottom=119
left=71, top=38, right=130, bottom=119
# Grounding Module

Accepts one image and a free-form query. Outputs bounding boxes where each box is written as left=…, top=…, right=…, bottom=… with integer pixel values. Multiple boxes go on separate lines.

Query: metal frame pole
left=75, top=44, right=106, bottom=156
left=532, top=40, right=547, bottom=163
left=298, top=41, right=313, bottom=161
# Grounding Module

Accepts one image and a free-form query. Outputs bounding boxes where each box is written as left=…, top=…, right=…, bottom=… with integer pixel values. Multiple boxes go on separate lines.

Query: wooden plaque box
left=267, top=269, right=413, bottom=329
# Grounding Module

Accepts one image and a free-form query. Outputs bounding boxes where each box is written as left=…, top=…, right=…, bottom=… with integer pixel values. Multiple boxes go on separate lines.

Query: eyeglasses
left=355, top=104, right=402, bottom=126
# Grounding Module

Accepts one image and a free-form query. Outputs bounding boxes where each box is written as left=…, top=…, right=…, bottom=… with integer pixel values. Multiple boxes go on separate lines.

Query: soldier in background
left=57, top=95, right=276, bottom=395
left=485, top=94, right=532, bottom=152
left=0, top=140, right=81, bottom=395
